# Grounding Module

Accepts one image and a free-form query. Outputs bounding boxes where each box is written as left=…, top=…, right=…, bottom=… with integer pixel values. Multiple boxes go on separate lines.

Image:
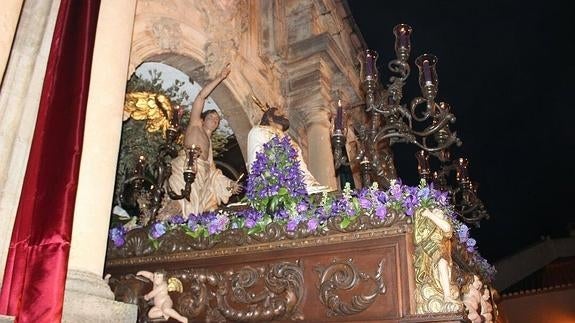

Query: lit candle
left=365, top=51, right=376, bottom=80
left=422, top=59, right=433, bottom=86
left=335, top=99, right=343, bottom=131
left=171, top=105, right=181, bottom=128
left=396, top=25, right=410, bottom=49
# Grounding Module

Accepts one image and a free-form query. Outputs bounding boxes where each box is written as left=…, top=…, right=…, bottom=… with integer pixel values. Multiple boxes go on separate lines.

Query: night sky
left=346, top=0, right=575, bottom=261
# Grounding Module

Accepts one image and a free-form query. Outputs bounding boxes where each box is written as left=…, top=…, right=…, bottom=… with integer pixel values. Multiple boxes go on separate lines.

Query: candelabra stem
left=331, top=130, right=347, bottom=170
left=360, top=156, right=371, bottom=188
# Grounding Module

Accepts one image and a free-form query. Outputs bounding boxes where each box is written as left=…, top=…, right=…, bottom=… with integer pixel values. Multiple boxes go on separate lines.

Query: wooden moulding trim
left=106, top=224, right=413, bottom=267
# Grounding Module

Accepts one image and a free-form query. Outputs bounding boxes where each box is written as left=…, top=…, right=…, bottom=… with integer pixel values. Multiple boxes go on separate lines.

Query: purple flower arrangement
left=242, top=135, right=315, bottom=232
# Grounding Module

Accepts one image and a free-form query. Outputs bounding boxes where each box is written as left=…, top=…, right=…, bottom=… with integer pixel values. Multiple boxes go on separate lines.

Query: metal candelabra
left=120, top=117, right=198, bottom=222
left=332, top=24, right=489, bottom=226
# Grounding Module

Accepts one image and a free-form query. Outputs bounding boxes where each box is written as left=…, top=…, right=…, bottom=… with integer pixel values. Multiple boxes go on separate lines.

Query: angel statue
left=136, top=270, right=187, bottom=323
left=124, top=92, right=176, bottom=135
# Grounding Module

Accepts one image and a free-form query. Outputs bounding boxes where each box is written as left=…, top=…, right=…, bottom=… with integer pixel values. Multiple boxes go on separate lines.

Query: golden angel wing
left=124, top=92, right=174, bottom=134
left=167, top=277, right=183, bottom=293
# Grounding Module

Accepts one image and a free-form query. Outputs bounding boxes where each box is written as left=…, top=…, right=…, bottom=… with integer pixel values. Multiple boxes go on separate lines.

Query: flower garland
left=109, top=135, right=495, bottom=279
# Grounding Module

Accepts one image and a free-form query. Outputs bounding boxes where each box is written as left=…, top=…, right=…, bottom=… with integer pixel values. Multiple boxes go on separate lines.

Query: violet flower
left=150, top=222, right=167, bottom=239
left=110, top=226, right=127, bottom=247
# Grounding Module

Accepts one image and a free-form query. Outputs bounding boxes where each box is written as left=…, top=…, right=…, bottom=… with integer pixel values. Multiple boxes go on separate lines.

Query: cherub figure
left=463, top=275, right=483, bottom=323
left=136, top=270, right=187, bottom=323
left=480, top=287, right=494, bottom=323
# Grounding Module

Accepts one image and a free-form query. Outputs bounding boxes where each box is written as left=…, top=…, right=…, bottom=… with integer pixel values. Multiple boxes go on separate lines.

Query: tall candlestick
left=363, top=50, right=378, bottom=81
left=423, top=59, right=433, bottom=86
left=456, top=158, right=469, bottom=183
left=415, top=150, right=430, bottom=177
left=394, top=24, right=411, bottom=49
left=171, top=105, right=181, bottom=128
left=184, top=145, right=198, bottom=173
left=335, top=99, right=343, bottom=130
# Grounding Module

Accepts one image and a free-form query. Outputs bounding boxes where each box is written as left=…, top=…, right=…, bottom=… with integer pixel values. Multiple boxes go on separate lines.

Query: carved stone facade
left=128, top=0, right=365, bottom=188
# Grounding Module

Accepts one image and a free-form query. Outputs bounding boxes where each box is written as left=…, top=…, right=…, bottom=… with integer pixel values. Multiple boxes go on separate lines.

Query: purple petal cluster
left=238, top=208, right=264, bottom=229
left=330, top=197, right=356, bottom=216
left=149, top=222, right=167, bottom=239
left=185, top=211, right=230, bottom=235
left=245, top=136, right=307, bottom=202
left=457, top=223, right=470, bottom=243
left=109, top=226, right=127, bottom=247
left=168, top=214, right=185, bottom=225
left=209, top=213, right=230, bottom=235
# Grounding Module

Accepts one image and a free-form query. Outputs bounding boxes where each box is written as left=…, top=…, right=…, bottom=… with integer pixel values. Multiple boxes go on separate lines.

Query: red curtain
left=0, top=0, right=100, bottom=321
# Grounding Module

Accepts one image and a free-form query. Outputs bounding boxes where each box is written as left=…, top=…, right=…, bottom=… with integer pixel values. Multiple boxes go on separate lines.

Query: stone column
left=0, top=0, right=61, bottom=289
left=62, top=0, right=138, bottom=321
left=285, top=35, right=339, bottom=189
left=0, top=0, right=24, bottom=82
left=306, top=109, right=338, bottom=188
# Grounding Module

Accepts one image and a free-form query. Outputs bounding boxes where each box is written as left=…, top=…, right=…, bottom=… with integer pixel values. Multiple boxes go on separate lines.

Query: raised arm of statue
left=188, top=63, right=231, bottom=128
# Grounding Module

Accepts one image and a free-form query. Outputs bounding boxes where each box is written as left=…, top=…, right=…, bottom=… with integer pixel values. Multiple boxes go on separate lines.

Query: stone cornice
left=287, top=32, right=358, bottom=90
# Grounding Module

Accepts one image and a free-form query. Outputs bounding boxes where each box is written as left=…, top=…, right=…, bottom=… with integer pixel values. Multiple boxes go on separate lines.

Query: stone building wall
left=128, top=0, right=365, bottom=188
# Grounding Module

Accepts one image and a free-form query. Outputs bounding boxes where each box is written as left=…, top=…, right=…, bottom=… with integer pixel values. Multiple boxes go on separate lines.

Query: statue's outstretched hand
left=218, top=63, right=231, bottom=80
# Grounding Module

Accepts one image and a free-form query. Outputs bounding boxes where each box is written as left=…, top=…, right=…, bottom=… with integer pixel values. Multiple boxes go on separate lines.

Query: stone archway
left=126, top=1, right=270, bottom=161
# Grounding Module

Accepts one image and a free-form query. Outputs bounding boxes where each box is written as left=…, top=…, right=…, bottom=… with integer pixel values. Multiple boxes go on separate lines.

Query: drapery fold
left=0, top=1, right=100, bottom=322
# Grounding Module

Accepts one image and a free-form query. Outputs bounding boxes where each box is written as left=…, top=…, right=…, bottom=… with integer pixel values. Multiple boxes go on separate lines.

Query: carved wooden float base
left=106, top=225, right=464, bottom=322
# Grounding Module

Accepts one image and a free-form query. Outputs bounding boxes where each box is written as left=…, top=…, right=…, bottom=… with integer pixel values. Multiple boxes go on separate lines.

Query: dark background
left=346, top=0, right=575, bottom=262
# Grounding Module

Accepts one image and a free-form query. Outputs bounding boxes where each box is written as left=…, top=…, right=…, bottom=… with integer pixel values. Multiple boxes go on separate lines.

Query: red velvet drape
left=0, top=1, right=100, bottom=322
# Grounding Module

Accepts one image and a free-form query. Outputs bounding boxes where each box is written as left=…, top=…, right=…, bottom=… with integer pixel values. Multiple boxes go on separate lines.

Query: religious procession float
left=105, top=97, right=497, bottom=322
left=105, top=22, right=498, bottom=321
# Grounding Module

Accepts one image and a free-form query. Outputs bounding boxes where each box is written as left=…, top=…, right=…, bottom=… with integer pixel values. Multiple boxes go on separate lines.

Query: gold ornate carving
left=315, top=258, right=386, bottom=317
left=168, top=276, right=183, bottom=293
left=413, top=208, right=463, bottom=314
